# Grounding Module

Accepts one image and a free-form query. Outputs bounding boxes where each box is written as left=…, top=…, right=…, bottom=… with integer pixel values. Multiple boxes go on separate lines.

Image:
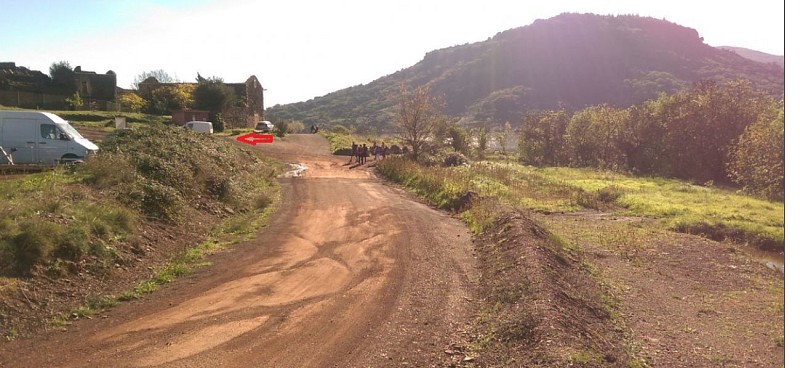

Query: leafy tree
left=132, top=69, right=177, bottom=90
left=727, top=101, right=784, bottom=201
left=617, top=101, right=669, bottom=174
left=49, top=61, right=75, bottom=92
left=149, top=84, right=196, bottom=114
left=65, top=91, right=83, bottom=110
left=657, top=80, right=770, bottom=183
left=119, top=92, right=147, bottom=112
left=518, top=109, right=570, bottom=166
left=447, top=124, right=469, bottom=154
left=194, top=76, right=236, bottom=131
left=564, top=105, right=628, bottom=169
left=476, top=126, right=488, bottom=159
left=396, top=83, right=443, bottom=160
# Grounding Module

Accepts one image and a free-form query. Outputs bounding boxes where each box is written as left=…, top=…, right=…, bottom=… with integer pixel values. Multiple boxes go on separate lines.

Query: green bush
left=82, top=152, right=137, bottom=188
left=139, top=181, right=184, bottom=222
left=10, top=220, right=61, bottom=274
left=443, top=152, right=469, bottom=167
left=274, top=120, right=289, bottom=137
left=54, top=227, right=90, bottom=261
left=331, top=124, right=351, bottom=135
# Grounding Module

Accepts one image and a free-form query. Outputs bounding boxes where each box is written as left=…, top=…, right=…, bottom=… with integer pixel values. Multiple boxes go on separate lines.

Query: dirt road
left=1, top=134, right=478, bottom=367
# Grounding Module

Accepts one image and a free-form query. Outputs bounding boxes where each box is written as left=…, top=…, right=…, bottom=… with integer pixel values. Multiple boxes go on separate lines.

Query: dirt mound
left=472, top=209, right=631, bottom=367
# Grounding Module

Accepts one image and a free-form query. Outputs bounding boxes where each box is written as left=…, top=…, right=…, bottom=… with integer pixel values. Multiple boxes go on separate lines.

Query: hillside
left=718, top=46, right=784, bottom=67
left=266, top=13, right=784, bottom=132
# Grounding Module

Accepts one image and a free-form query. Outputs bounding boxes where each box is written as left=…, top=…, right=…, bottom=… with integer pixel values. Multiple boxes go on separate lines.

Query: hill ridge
left=266, top=13, right=784, bottom=132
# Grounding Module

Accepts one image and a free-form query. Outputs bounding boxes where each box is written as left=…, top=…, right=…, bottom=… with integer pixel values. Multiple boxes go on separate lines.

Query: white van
left=0, top=111, right=99, bottom=165
left=181, top=121, right=213, bottom=134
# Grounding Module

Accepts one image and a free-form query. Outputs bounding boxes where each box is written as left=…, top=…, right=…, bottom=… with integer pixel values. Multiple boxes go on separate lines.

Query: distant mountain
left=267, top=13, right=785, bottom=132
left=717, top=46, right=784, bottom=68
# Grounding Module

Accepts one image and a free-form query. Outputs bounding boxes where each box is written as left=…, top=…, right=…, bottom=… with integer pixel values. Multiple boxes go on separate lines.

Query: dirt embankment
left=472, top=209, right=630, bottom=366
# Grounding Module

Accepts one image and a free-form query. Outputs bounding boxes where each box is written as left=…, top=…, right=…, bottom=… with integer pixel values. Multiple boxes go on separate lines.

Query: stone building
left=73, top=66, right=118, bottom=109
left=222, top=76, right=264, bottom=128
left=0, top=62, right=117, bottom=110
left=139, top=75, right=264, bottom=128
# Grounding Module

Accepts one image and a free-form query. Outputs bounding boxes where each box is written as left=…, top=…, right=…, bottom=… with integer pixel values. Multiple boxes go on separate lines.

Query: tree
left=194, top=76, right=236, bottom=132
left=149, top=84, right=196, bottom=114
left=49, top=61, right=75, bottom=92
left=565, top=105, right=628, bottom=169
left=727, top=101, right=784, bottom=201
left=657, top=80, right=770, bottom=183
left=132, top=69, right=177, bottom=90
left=476, top=126, right=488, bottom=159
left=396, top=82, right=442, bottom=160
left=65, top=91, right=83, bottom=110
left=518, top=110, right=568, bottom=166
left=447, top=124, right=469, bottom=154
left=119, top=92, right=147, bottom=112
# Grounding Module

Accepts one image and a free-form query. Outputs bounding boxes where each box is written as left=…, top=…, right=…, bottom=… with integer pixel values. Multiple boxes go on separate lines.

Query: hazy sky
left=1, top=0, right=786, bottom=107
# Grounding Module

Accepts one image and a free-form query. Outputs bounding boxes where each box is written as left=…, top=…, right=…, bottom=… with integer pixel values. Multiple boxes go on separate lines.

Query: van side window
left=40, top=124, right=58, bottom=140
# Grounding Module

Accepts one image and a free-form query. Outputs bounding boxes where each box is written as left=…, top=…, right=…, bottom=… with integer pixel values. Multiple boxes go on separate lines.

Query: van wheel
left=60, top=154, right=82, bottom=165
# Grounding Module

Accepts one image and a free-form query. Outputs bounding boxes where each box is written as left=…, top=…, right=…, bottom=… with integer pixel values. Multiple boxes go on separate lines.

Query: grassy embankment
left=377, top=158, right=783, bottom=251
left=0, top=117, right=282, bottom=335
left=371, top=153, right=782, bottom=366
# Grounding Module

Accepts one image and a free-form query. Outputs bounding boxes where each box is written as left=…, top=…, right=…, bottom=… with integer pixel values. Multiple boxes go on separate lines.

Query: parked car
left=0, top=111, right=99, bottom=165
left=254, top=121, right=273, bottom=133
left=181, top=121, right=214, bottom=134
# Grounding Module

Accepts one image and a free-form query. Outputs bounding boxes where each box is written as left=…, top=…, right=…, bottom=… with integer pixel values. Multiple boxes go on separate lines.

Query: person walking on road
left=349, top=141, right=358, bottom=164
left=361, top=144, right=369, bottom=164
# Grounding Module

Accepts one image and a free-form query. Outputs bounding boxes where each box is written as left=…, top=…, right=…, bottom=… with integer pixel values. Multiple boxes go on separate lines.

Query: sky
left=0, top=0, right=786, bottom=108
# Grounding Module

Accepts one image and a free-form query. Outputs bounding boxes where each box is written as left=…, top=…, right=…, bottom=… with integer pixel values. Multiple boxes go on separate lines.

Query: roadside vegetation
left=375, top=149, right=783, bottom=366
left=377, top=158, right=783, bottom=250
left=0, top=122, right=282, bottom=338
left=360, top=78, right=784, bottom=365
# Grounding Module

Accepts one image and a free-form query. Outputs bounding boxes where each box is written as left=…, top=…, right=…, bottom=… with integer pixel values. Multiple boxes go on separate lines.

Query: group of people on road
left=349, top=141, right=390, bottom=165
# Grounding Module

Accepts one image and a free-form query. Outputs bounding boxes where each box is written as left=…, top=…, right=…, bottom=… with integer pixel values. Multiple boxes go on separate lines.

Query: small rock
left=463, top=356, right=475, bottom=362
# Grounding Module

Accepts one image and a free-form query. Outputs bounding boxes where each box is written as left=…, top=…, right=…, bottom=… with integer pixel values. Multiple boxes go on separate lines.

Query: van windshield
left=58, top=123, right=85, bottom=140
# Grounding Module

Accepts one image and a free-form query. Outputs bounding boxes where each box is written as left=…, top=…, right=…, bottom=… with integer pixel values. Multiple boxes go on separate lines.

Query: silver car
left=254, top=121, right=273, bottom=133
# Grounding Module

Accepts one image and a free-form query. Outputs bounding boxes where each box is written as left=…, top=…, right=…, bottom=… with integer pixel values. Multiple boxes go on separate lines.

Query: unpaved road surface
left=1, top=134, right=478, bottom=367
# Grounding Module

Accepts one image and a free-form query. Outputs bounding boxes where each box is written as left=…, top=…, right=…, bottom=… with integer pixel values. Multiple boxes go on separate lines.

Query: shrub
left=443, top=152, right=469, bottom=167
left=331, top=124, right=351, bottom=135
left=139, top=181, right=184, bottom=222
left=573, top=186, right=623, bottom=210
left=54, top=227, right=90, bottom=261
left=10, top=220, right=61, bottom=274
left=83, top=152, right=137, bottom=188
left=727, top=103, right=784, bottom=201
left=274, top=120, right=289, bottom=137
left=287, top=120, right=306, bottom=133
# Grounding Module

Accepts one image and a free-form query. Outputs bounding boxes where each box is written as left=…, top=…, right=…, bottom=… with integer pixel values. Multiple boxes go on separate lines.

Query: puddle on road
left=281, top=163, right=307, bottom=178
left=744, top=248, right=784, bottom=274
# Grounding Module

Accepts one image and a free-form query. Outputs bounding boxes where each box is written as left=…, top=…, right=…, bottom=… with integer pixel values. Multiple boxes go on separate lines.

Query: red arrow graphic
left=236, top=132, right=274, bottom=145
